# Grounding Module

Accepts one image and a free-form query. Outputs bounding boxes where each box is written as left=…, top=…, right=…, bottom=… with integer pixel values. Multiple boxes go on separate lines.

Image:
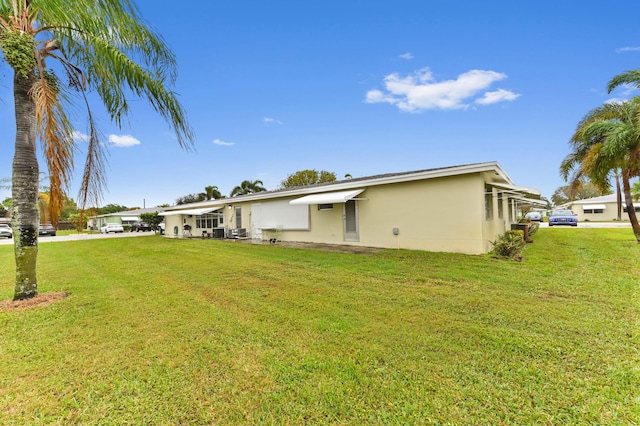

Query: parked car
left=525, top=211, right=543, bottom=222
left=130, top=221, right=152, bottom=232
left=0, top=224, right=12, bottom=239
left=38, top=223, right=57, bottom=236
left=548, top=209, right=578, bottom=227
left=100, top=223, right=124, bottom=233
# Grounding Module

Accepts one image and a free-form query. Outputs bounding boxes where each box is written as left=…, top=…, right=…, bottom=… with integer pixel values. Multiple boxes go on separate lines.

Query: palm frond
left=77, top=109, right=108, bottom=210
left=607, top=70, right=640, bottom=93
left=29, top=72, right=74, bottom=225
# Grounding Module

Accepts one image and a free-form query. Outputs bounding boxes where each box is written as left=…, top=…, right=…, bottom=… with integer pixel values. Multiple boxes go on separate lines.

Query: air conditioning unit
left=229, top=228, right=247, bottom=239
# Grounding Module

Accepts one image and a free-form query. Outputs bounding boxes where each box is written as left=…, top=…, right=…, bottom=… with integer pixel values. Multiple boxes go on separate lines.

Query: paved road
left=0, top=230, right=157, bottom=245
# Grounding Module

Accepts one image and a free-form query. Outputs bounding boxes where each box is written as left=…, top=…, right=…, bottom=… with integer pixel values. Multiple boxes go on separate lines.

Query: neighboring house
left=87, top=207, right=165, bottom=230
left=562, top=194, right=640, bottom=222
left=159, top=162, right=542, bottom=255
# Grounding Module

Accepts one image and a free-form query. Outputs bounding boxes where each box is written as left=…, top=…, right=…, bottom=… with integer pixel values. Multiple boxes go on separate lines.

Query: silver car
left=0, top=224, right=12, bottom=239
left=525, top=211, right=543, bottom=222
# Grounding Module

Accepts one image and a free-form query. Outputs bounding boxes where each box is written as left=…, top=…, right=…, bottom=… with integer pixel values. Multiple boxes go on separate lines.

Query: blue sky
left=3, top=0, right=640, bottom=208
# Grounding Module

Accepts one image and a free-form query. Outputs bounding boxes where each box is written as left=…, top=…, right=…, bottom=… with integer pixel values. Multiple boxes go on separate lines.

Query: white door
left=343, top=200, right=359, bottom=241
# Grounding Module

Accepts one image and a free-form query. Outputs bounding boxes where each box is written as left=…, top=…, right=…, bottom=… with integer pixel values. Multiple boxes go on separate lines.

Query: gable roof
left=569, top=194, right=624, bottom=204
left=161, top=161, right=538, bottom=214
left=90, top=207, right=165, bottom=219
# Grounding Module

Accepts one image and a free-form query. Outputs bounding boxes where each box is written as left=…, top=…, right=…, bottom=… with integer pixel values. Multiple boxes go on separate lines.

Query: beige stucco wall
left=163, top=214, right=186, bottom=237
left=261, top=173, right=500, bottom=254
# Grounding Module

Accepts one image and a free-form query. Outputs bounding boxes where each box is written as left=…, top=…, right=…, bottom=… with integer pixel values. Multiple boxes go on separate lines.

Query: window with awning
left=582, top=204, right=606, bottom=214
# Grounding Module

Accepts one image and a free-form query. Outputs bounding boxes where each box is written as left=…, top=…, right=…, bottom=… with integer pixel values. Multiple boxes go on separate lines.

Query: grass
left=0, top=229, right=638, bottom=424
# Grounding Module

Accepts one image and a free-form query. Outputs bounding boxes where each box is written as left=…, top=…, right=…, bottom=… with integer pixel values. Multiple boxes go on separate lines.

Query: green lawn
left=0, top=230, right=638, bottom=424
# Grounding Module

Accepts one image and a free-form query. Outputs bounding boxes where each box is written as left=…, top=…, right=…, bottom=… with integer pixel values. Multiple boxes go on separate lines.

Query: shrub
left=528, top=221, right=540, bottom=236
left=491, top=230, right=526, bottom=260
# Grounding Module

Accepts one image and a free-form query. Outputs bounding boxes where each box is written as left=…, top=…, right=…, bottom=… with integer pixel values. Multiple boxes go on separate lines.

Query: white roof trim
left=159, top=206, right=224, bottom=216
left=289, top=189, right=365, bottom=205
left=582, top=204, right=607, bottom=210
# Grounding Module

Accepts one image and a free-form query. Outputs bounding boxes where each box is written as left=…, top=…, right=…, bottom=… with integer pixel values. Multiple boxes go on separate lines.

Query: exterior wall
left=263, top=174, right=491, bottom=254
left=570, top=201, right=639, bottom=222
left=163, top=214, right=183, bottom=237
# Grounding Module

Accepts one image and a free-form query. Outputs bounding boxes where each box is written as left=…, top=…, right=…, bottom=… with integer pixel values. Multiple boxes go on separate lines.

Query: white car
left=0, top=224, right=12, bottom=239
left=100, top=223, right=124, bottom=234
left=525, top=211, right=543, bottom=222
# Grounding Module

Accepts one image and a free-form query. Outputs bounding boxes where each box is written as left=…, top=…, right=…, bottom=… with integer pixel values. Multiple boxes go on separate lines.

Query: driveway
left=0, top=231, right=157, bottom=245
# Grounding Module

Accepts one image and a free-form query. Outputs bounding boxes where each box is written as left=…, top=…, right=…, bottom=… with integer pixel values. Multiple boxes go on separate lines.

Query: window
left=235, top=207, right=242, bottom=228
left=485, top=186, right=493, bottom=220
left=318, top=203, right=333, bottom=211
left=196, top=213, right=221, bottom=229
left=497, top=193, right=504, bottom=219
left=623, top=206, right=640, bottom=213
left=584, top=208, right=604, bottom=214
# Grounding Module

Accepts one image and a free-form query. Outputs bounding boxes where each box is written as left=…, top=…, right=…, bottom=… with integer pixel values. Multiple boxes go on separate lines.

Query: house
left=562, top=194, right=640, bottom=222
left=159, top=162, right=543, bottom=255
left=87, top=207, right=164, bottom=230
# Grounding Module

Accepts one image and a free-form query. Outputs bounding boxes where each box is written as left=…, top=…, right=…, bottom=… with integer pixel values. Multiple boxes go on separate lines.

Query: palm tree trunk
left=615, top=172, right=622, bottom=221
left=622, top=172, right=640, bottom=243
left=12, top=71, right=40, bottom=300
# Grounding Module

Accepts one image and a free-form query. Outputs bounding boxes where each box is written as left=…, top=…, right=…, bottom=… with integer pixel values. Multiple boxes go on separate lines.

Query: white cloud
left=618, top=83, right=638, bottom=96
left=72, top=130, right=89, bottom=142
left=365, top=67, right=520, bottom=112
left=399, top=52, right=414, bottom=60
left=615, top=46, right=640, bottom=53
left=475, top=88, right=520, bottom=105
left=263, top=117, right=283, bottom=124
left=108, top=134, right=140, bottom=147
left=213, top=138, right=235, bottom=146
left=605, top=84, right=640, bottom=104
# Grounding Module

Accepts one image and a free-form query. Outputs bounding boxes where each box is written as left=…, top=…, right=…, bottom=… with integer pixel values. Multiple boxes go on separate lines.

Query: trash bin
left=510, top=223, right=531, bottom=243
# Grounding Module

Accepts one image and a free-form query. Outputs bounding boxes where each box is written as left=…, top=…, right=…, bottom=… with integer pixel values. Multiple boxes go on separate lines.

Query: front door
left=343, top=200, right=359, bottom=241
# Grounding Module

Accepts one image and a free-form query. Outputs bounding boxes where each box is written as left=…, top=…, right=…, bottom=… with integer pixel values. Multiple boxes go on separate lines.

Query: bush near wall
left=491, top=230, right=526, bottom=260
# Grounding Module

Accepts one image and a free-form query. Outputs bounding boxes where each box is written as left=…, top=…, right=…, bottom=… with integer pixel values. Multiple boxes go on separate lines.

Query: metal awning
left=488, top=182, right=541, bottom=197
left=289, top=189, right=365, bottom=205
left=582, top=204, right=606, bottom=210
left=159, top=206, right=224, bottom=216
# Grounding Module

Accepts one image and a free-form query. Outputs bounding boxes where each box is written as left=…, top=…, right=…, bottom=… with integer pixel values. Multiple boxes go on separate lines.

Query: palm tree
left=230, top=180, right=266, bottom=197
left=1, top=0, right=193, bottom=299
left=560, top=99, right=640, bottom=242
left=204, top=185, right=223, bottom=200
